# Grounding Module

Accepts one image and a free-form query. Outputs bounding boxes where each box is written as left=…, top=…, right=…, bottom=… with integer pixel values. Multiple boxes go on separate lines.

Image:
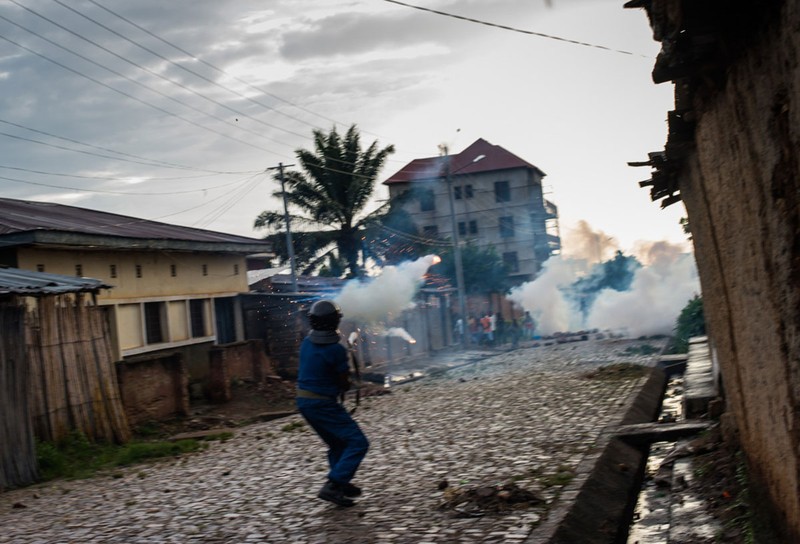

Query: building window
left=189, top=299, right=206, bottom=338
left=420, top=189, right=435, bottom=212
left=454, top=186, right=462, bottom=200
left=423, top=225, right=439, bottom=238
left=464, top=185, right=474, bottom=199
left=499, top=216, right=515, bottom=238
left=468, top=220, right=478, bottom=234
left=202, top=264, right=208, bottom=276
left=503, top=252, right=519, bottom=273
left=234, top=264, right=240, bottom=275
left=109, top=264, right=117, bottom=278
left=135, top=264, right=142, bottom=278
left=144, top=302, right=165, bottom=344
left=495, top=181, right=511, bottom=203
left=458, top=222, right=467, bottom=236
left=170, top=264, right=177, bottom=277
left=75, top=264, right=83, bottom=277
left=36, top=264, right=45, bottom=272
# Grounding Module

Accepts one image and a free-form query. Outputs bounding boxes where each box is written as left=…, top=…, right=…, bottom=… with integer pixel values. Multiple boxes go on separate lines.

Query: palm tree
left=254, top=125, right=395, bottom=278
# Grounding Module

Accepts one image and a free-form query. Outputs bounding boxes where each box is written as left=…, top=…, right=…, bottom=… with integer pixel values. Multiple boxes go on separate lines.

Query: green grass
left=35, top=430, right=209, bottom=482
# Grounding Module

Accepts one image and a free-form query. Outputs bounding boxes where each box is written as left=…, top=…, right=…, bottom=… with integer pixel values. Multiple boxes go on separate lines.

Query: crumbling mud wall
left=628, top=0, right=799, bottom=539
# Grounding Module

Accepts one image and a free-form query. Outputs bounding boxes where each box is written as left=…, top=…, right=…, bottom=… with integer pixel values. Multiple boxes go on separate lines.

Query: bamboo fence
left=26, top=294, right=131, bottom=444
left=0, top=299, right=38, bottom=490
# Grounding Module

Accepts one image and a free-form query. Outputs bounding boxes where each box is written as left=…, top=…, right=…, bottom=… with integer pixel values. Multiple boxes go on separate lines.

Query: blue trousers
left=297, top=398, right=369, bottom=485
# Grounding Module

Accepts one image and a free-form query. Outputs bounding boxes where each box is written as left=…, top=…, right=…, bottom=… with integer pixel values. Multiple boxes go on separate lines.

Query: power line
left=82, top=0, right=429, bottom=162
left=0, top=33, right=290, bottom=158
left=0, top=7, right=294, bottom=153
left=85, top=0, right=393, bottom=139
left=382, top=0, right=651, bottom=58
left=0, top=119, right=257, bottom=174
left=43, top=0, right=311, bottom=141
left=0, top=165, right=255, bottom=194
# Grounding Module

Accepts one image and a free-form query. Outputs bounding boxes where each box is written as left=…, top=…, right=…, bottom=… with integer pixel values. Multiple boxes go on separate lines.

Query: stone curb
left=528, top=366, right=667, bottom=543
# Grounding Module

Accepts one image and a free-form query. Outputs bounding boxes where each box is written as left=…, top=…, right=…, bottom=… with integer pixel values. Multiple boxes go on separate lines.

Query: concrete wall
left=655, top=3, right=800, bottom=538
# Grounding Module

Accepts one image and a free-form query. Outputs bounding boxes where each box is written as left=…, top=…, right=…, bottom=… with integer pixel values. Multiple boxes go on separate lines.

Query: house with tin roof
left=0, top=197, right=274, bottom=423
left=383, top=138, right=561, bottom=284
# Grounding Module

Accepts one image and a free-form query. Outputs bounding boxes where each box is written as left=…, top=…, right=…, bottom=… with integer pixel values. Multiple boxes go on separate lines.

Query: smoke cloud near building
left=333, top=254, right=438, bottom=323
left=509, top=235, right=700, bottom=337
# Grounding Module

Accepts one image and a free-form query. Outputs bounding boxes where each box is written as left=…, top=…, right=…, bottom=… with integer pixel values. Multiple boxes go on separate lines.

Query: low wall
left=117, top=353, right=189, bottom=427
left=207, top=340, right=274, bottom=403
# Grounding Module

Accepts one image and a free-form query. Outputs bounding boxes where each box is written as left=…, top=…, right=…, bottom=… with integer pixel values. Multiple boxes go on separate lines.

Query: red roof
left=383, top=138, right=545, bottom=185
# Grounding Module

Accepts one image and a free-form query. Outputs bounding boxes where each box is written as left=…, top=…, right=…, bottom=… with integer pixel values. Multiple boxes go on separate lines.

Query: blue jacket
left=297, top=337, right=349, bottom=398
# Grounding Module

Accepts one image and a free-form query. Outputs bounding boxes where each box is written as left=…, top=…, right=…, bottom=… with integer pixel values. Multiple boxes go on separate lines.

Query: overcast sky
left=0, top=0, right=684, bottom=255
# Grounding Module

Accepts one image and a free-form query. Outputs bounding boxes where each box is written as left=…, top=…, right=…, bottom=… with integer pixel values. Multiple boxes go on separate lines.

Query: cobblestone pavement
left=1, top=338, right=664, bottom=544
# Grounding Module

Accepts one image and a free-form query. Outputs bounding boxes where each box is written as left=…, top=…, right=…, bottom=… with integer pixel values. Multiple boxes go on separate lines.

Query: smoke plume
left=508, top=242, right=700, bottom=337
left=334, top=255, right=438, bottom=322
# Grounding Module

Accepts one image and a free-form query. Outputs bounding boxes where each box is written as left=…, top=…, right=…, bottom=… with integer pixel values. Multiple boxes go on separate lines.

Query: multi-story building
left=383, top=138, right=560, bottom=284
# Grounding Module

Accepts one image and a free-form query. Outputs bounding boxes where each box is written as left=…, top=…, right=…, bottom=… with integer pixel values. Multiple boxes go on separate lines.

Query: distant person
left=296, top=300, right=368, bottom=507
left=453, top=315, right=464, bottom=346
left=523, top=311, right=535, bottom=340
left=480, top=313, right=493, bottom=345
left=510, top=318, right=521, bottom=349
left=468, top=315, right=481, bottom=345
left=495, top=313, right=506, bottom=345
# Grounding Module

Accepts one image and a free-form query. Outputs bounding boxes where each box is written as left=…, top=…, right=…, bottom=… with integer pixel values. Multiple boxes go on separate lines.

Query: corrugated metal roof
left=0, top=197, right=270, bottom=246
left=0, top=267, right=111, bottom=295
left=383, top=138, right=546, bottom=185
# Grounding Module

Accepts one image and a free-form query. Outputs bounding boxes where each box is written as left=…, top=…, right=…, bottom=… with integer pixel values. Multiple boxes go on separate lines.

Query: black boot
left=318, top=480, right=355, bottom=507
left=341, top=482, right=362, bottom=497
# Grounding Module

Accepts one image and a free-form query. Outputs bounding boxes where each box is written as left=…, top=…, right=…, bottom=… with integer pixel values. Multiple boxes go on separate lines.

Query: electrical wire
left=84, top=0, right=415, bottom=146
left=0, top=122, right=256, bottom=175
left=0, top=166, right=258, bottom=195
left=382, top=0, right=651, bottom=58
left=0, top=9, right=294, bottom=153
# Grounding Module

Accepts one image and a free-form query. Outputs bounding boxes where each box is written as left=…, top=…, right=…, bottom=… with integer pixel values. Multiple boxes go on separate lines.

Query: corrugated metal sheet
left=0, top=197, right=268, bottom=244
left=0, top=267, right=110, bottom=295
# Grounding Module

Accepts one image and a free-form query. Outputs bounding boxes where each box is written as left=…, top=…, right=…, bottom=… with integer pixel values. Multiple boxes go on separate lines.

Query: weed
left=34, top=431, right=204, bottom=483
left=281, top=421, right=306, bottom=432
left=540, top=466, right=575, bottom=488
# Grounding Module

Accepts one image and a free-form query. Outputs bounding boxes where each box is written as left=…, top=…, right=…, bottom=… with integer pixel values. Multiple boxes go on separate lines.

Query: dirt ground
left=137, top=378, right=389, bottom=440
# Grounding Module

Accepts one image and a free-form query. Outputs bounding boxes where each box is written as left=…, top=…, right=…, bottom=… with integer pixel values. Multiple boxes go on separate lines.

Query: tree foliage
left=430, top=243, right=512, bottom=295
left=667, top=294, right=706, bottom=353
left=569, top=251, right=642, bottom=317
left=254, top=124, right=394, bottom=278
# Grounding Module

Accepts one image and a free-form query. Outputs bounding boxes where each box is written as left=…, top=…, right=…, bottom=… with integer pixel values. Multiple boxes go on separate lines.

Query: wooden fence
left=0, top=299, right=37, bottom=490
left=25, top=294, right=131, bottom=444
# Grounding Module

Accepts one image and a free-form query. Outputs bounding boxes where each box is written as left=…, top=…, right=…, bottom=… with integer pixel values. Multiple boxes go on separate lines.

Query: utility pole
left=444, top=146, right=468, bottom=349
left=270, top=163, right=298, bottom=293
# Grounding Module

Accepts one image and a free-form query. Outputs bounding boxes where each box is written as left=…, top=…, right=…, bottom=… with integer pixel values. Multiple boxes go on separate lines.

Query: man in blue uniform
left=296, top=300, right=369, bottom=507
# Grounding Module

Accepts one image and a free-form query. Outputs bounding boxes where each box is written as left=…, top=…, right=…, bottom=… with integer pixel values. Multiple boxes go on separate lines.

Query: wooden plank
left=614, top=420, right=711, bottom=446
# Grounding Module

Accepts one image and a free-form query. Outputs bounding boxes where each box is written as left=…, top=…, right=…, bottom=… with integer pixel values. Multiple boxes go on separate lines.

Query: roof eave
left=0, top=231, right=274, bottom=255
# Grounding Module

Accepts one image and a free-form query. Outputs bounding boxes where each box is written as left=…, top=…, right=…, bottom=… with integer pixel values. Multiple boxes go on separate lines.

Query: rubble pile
left=438, top=481, right=545, bottom=517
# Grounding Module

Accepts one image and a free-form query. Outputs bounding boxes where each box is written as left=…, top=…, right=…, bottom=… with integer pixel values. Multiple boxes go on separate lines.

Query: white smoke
left=334, top=255, right=438, bottom=323
left=385, top=327, right=417, bottom=344
left=508, top=242, right=701, bottom=337
left=507, top=256, right=583, bottom=334
left=586, top=249, right=700, bottom=336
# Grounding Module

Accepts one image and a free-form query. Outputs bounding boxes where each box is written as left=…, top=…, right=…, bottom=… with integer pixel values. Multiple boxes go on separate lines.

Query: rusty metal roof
left=383, top=138, right=546, bottom=185
left=0, top=197, right=273, bottom=254
left=0, top=267, right=111, bottom=295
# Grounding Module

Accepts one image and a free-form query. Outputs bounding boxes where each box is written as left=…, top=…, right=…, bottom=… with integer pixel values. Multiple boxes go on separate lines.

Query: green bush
left=666, top=295, right=706, bottom=353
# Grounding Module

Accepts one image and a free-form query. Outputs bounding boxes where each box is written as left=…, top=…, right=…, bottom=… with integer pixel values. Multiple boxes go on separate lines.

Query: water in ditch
left=625, top=374, right=685, bottom=543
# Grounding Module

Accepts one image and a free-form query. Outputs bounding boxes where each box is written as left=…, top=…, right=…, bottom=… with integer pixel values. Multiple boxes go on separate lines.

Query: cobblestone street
left=1, top=338, right=664, bottom=543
